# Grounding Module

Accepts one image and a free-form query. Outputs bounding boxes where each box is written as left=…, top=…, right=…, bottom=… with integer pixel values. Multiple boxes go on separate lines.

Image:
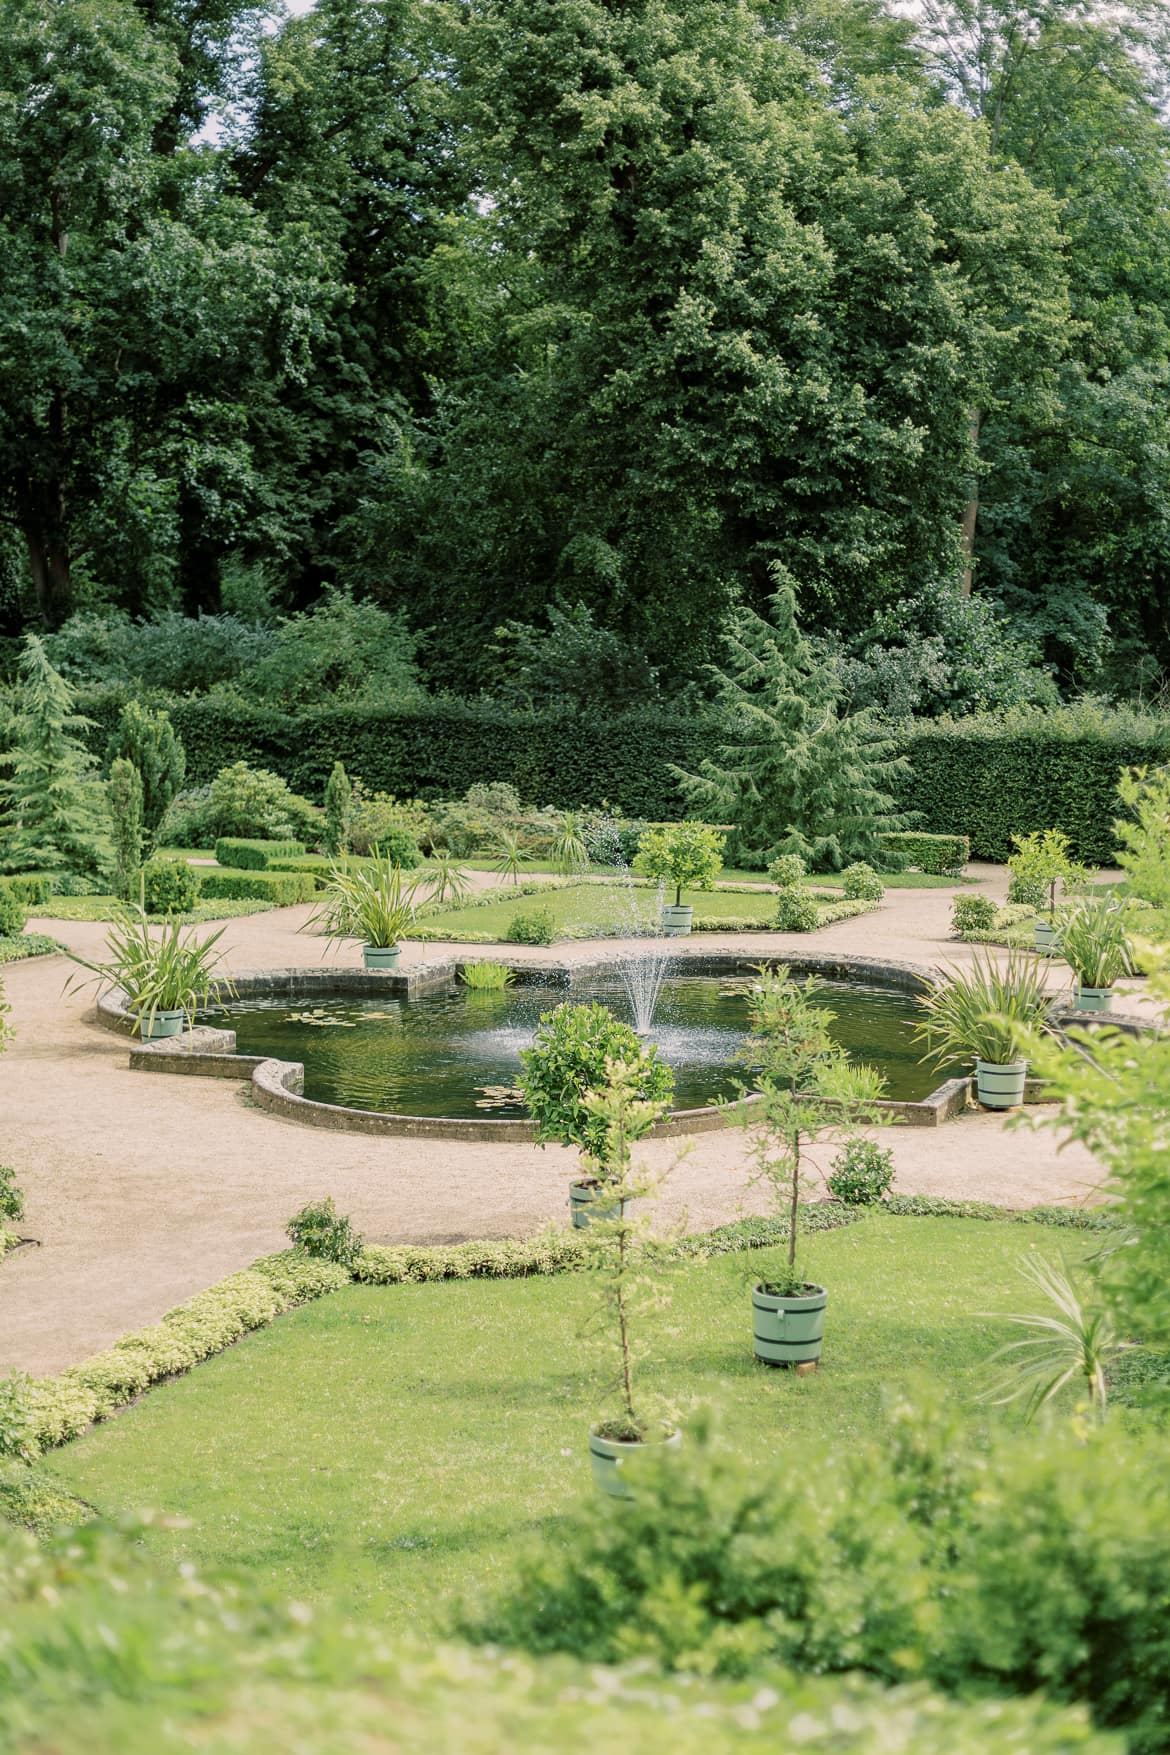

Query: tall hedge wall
left=77, top=690, right=1170, bottom=863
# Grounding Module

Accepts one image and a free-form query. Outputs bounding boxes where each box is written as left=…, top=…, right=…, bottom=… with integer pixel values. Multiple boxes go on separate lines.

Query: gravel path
left=0, top=866, right=1125, bottom=1374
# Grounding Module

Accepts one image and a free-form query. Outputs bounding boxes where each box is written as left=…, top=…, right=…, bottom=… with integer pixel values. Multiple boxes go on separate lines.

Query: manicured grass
left=44, top=1214, right=1081, bottom=1628
left=31, top=895, right=278, bottom=924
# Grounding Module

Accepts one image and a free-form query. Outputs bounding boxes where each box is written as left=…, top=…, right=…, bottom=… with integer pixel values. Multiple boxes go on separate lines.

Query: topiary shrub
left=1, top=873, right=54, bottom=906
left=286, top=1197, right=365, bottom=1268
left=951, top=894, right=999, bottom=938
left=841, top=862, right=885, bottom=902
left=506, top=907, right=556, bottom=945
left=141, top=857, right=199, bottom=916
left=879, top=832, right=969, bottom=876
left=775, top=888, right=821, bottom=931
left=198, top=869, right=317, bottom=905
left=213, top=837, right=305, bottom=871
left=0, top=888, right=27, bottom=938
left=828, top=1138, right=895, bottom=1205
left=767, top=853, right=807, bottom=888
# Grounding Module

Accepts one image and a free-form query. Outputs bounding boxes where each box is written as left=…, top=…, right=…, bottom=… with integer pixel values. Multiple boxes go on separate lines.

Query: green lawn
left=31, top=895, right=277, bottom=924
left=44, top=1214, right=1077, bottom=1628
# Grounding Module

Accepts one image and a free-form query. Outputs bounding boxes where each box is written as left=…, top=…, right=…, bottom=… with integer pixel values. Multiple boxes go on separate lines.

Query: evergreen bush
left=0, top=888, right=26, bottom=937
left=323, top=761, right=352, bottom=856
left=107, top=758, right=144, bottom=900
left=0, top=637, right=111, bottom=880
left=104, top=701, right=185, bottom=853
left=505, top=906, right=556, bottom=945
left=141, top=857, right=199, bottom=916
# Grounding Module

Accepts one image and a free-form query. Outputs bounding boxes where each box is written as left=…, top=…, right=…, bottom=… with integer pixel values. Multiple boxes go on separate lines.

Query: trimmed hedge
left=197, top=869, right=318, bottom=905
left=213, top=837, right=305, bottom=870
left=0, top=874, right=55, bottom=906
left=880, top=832, right=969, bottom=875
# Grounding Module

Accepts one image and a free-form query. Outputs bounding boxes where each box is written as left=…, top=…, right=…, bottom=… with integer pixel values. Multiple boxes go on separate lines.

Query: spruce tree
left=323, top=761, right=352, bottom=857
left=105, top=701, right=185, bottom=854
left=108, top=757, right=145, bottom=900
left=0, top=636, right=111, bottom=879
left=676, top=567, right=912, bottom=871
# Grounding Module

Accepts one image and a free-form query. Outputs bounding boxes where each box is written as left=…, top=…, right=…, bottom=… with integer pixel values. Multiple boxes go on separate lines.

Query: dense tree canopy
left=0, top=0, right=1167, bottom=697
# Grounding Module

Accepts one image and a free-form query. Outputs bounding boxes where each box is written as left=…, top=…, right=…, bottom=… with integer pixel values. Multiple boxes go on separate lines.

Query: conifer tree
left=676, top=567, right=911, bottom=871
left=323, top=761, right=353, bottom=857
left=107, top=757, right=145, bottom=900
left=105, top=701, right=185, bottom=854
left=0, top=635, right=111, bottom=879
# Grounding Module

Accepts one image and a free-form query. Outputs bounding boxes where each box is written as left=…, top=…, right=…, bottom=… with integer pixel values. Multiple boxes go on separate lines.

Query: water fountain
left=584, top=817, right=674, bottom=1035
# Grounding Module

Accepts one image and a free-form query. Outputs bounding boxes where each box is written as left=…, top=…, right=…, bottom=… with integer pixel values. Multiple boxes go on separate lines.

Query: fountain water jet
left=587, top=824, right=674, bottom=1035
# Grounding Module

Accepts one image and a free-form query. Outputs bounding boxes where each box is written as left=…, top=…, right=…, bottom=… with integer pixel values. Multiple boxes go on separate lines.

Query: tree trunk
left=959, top=409, right=983, bottom=598
left=21, top=460, right=73, bottom=629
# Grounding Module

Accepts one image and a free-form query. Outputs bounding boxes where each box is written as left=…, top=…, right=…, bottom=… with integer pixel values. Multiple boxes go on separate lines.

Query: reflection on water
left=199, top=973, right=941, bottom=1118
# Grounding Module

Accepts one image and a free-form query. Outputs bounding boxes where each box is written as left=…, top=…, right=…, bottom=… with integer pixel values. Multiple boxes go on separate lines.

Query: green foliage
left=828, top=1139, right=895, bottom=1206
left=520, top=1003, right=674, bottom=1175
left=841, top=862, right=884, bottom=902
left=322, top=761, right=352, bottom=857
left=198, top=869, right=316, bottom=906
left=0, top=1165, right=24, bottom=1225
left=309, top=858, right=419, bottom=949
left=1056, top=895, right=1134, bottom=990
left=50, top=613, right=276, bottom=695
left=64, top=907, right=235, bottom=1035
left=425, top=849, right=472, bottom=907
left=633, top=822, right=725, bottom=906
left=879, top=832, right=969, bottom=876
left=286, top=1199, right=365, bottom=1270
left=200, top=763, right=320, bottom=844
left=241, top=589, right=422, bottom=710
left=915, top=952, right=1054, bottom=1069
left=505, top=907, right=556, bottom=945
left=0, top=636, right=110, bottom=880
left=550, top=811, right=590, bottom=877
left=1115, top=765, right=1170, bottom=912
left=1007, top=829, right=1078, bottom=911
left=0, top=887, right=26, bottom=938
left=107, top=757, right=144, bottom=901
left=951, top=894, right=998, bottom=938
left=493, top=600, right=665, bottom=712
left=141, top=857, right=199, bottom=918
left=676, top=570, right=912, bottom=870
left=213, top=837, right=306, bottom=870
left=767, top=854, right=807, bottom=888
left=345, top=786, right=425, bottom=862
left=460, top=961, right=515, bottom=990
left=104, top=702, right=185, bottom=852
left=774, top=887, right=822, bottom=931
left=981, top=1256, right=1122, bottom=1423
left=0, top=873, right=53, bottom=906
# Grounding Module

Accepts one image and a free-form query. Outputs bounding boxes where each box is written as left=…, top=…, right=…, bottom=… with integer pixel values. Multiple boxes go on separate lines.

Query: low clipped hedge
left=213, top=838, right=305, bottom=870
left=880, top=832, right=969, bottom=875
left=197, top=869, right=318, bottom=905
left=0, top=874, right=55, bottom=906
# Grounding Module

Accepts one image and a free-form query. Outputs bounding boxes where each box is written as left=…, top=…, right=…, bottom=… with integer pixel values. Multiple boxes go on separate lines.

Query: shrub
left=158, top=784, right=214, bottom=849
left=775, top=888, right=821, bottom=931
left=506, top=907, right=556, bottom=945
left=323, top=760, right=352, bottom=856
left=0, top=873, right=53, bottom=906
left=828, top=1138, right=895, bottom=1205
left=0, top=1165, right=25, bottom=1224
left=202, top=762, right=319, bottom=844
left=951, top=894, right=998, bottom=938
left=141, top=857, right=199, bottom=916
left=361, top=822, right=421, bottom=868
left=519, top=1002, right=674, bottom=1173
left=878, top=832, right=969, bottom=876
left=841, top=862, right=884, bottom=902
left=0, top=889, right=26, bottom=938
left=213, top=837, right=306, bottom=870
left=347, top=784, right=429, bottom=859
left=198, top=869, right=317, bottom=905
left=104, top=700, right=185, bottom=850
left=286, top=1198, right=365, bottom=1268
left=46, top=608, right=276, bottom=693
left=767, top=853, right=807, bottom=887
left=107, top=757, right=144, bottom=900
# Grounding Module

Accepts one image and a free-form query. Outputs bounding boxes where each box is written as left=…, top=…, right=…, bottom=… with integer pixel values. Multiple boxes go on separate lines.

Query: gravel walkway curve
left=0, top=867, right=1122, bottom=1374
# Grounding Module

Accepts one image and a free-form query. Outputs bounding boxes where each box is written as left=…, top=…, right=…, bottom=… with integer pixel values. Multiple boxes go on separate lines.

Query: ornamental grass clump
left=1056, top=895, right=1134, bottom=991
left=914, top=952, right=1054, bottom=1071
left=460, top=960, right=515, bottom=990
left=309, top=857, right=420, bottom=949
left=64, top=907, right=235, bottom=1034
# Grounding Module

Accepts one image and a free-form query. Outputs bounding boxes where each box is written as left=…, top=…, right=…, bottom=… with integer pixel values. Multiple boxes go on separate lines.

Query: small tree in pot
left=520, top=1001, right=674, bottom=1226
left=1056, top=894, right=1134, bottom=1013
left=1007, top=831, right=1082, bottom=952
left=914, top=951, right=1054, bottom=1109
left=634, top=822, right=724, bottom=935
left=734, top=966, right=887, bottom=1367
left=578, top=1057, right=678, bottom=1497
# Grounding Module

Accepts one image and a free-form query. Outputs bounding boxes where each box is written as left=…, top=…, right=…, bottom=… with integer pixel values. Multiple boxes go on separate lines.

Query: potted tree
left=519, top=1001, right=674, bottom=1226
left=65, top=907, right=236, bottom=1038
left=633, top=822, right=725, bottom=936
left=1056, top=894, right=1134, bottom=1013
left=914, top=951, right=1054, bottom=1109
left=1007, top=830, right=1079, bottom=953
left=310, top=856, right=419, bottom=969
left=733, top=966, right=887, bottom=1367
left=578, top=1056, right=680, bottom=1497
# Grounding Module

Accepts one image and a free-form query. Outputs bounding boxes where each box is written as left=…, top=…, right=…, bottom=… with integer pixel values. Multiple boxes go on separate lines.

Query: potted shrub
left=1007, top=830, right=1079, bottom=953
left=65, top=907, right=236, bottom=1038
left=577, top=1057, right=679, bottom=1497
left=309, top=857, right=419, bottom=969
left=914, top=951, right=1054, bottom=1109
left=1056, top=894, right=1133, bottom=1013
left=519, top=1001, right=674, bottom=1226
left=633, top=822, right=725, bottom=936
left=734, top=967, right=887, bottom=1366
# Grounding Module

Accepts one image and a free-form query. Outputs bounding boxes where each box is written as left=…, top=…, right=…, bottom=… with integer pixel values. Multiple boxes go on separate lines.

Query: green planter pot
left=588, top=1425, right=682, bottom=1499
left=1073, top=985, right=1114, bottom=1014
left=751, top=1283, right=827, bottom=1367
left=363, top=944, right=401, bottom=971
left=1033, top=918, right=1058, bottom=954
left=569, top=1180, right=620, bottom=1229
left=137, top=1008, right=185, bottom=1040
left=661, top=903, right=693, bottom=937
left=975, top=1058, right=1027, bottom=1109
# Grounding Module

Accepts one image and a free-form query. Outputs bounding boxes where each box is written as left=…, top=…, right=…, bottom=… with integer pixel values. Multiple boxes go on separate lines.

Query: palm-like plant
left=982, top=1255, right=1125, bottom=1423
left=493, top=829, right=524, bottom=886
left=65, top=907, right=235, bottom=1034
left=310, top=858, right=419, bottom=949
left=1056, top=895, right=1134, bottom=990
left=551, top=811, right=590, bottom=876
left=914, top=952, right=1053, bottom=1069
left=426, top=849, right=472, bottom=908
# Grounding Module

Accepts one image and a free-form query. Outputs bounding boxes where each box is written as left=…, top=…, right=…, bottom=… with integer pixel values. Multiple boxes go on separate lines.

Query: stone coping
left=96, top=950, right=1144, bottom=1140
